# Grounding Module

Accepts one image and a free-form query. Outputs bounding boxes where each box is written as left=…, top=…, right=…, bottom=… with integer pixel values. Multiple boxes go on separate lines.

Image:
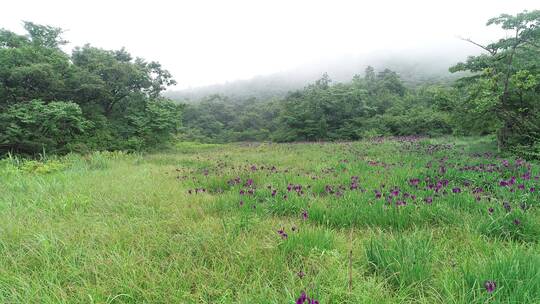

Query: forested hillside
left=178, top=10, right=540, bottom=158
left=166, top=48, right=471, bottom=101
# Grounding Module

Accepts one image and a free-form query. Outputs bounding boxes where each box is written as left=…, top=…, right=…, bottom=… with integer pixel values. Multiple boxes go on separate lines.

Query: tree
left=451, top=10, right=540, bottom=152
left=0, top=22, right=181, bottom=154
left=0, top=23, right=72, bottom=107
left=71, top=45, right=176, bottom=116
left=23, top=21, right=67, bottom=49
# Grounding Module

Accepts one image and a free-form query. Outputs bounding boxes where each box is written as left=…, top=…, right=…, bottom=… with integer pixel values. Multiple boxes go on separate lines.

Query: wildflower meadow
left=1, top=137, right=539, bottom=303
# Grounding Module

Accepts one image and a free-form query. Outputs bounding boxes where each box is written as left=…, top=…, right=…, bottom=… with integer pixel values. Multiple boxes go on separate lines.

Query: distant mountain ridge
left=166, top=45, right=479, bottom=102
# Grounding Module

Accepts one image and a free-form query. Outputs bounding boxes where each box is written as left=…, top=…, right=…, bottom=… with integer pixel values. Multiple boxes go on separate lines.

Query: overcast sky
left=2, top=0, right=538, bottom=88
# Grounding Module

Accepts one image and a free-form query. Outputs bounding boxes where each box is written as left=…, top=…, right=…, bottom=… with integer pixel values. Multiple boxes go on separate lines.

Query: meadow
left=0, top=137, right=539, bottom=303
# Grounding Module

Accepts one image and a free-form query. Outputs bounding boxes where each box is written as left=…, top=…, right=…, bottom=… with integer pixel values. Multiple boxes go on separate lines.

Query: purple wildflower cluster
left=485, top=280, right=496, bottom=293
left=182, top=152, right=538, bottom=217
left=277, top=228, right=288, bottom=239
left=296, top=291, right=319, bottom=304
left=172, top=140, right=540, bottom=302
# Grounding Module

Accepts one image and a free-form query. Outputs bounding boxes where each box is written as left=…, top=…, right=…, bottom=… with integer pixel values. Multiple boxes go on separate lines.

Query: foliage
left=450, top=10, right=540, bottom=154
left=0, top=22, right=179, bottom=155
left=0, top=100, right=87, bottom=154
left=182, top=69, right=457, bottom=143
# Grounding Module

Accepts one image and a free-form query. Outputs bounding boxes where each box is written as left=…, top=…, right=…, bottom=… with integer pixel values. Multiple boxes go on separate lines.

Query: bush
left=0, top=100, right=88, bottom=155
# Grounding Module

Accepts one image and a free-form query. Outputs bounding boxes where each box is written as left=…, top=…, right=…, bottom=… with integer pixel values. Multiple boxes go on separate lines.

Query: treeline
left=181, top=70, right=457, bottom=142
left=182, top=10, right=540, bottom=158
left=1, top=10, right=539, bottom=158
left=0, top=22, right=180, bottom=155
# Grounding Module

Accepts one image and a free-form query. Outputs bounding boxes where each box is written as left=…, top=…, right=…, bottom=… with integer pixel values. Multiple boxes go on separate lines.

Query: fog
left=2, top=0, right=538, bottom=89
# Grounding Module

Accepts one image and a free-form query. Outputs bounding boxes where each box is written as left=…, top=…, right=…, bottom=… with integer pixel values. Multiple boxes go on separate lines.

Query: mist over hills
left=166, top=44, right=479, bottom=102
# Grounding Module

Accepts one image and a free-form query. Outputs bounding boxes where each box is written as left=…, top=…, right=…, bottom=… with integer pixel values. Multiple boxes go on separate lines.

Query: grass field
left=1, top=137, right=539, bottom=303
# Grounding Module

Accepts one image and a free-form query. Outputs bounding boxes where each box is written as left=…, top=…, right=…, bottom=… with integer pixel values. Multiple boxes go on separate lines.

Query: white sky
left=2, top=0, right=538, bottom=88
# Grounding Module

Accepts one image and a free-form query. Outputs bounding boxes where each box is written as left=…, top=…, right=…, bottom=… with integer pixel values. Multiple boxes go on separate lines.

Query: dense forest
left=1, top=10, right=539, bottom=158
left=0, top=22, right=181, bottom=154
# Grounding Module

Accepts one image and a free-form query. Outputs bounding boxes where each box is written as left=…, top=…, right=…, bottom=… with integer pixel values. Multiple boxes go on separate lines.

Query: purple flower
left=296, top=291, right=319, bottom=304
left=271, top=189, right=277, bottom=197
left=239, top=200, right=244, bottom=206
left=513, top=219, right=521, bottom=226
left=277, top=229, right=288, bottom=239
left=473, top=187, right=484, bottom=194
left=424, top=197, right=433, bottom=204
left=452, top=187, right=461, bottom=193
left=530, top=187, right=536, bottom=193
left=484, top=281, right=496, bottom=293
left=297, top=270, right=305, bottom=279
left=409, top=178, right=420, bottom=187
left=503, top=202, right=512, bottom=212
left=488, top=207, right=494, bottom=214
left=296, top=292, right=307, bottom=304
left=302, top=210, right=308, bottom=220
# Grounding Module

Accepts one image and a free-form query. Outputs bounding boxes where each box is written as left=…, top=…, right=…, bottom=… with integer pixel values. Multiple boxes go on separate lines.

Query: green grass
left=0, top=137, right=539, bottom=303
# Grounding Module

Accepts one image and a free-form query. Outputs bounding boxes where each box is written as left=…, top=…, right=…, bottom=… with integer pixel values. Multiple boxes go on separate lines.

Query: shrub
left=0, top=100, right=88, bottom=155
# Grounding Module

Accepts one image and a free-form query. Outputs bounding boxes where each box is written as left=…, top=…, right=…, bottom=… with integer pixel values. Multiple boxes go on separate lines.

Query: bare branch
left=458, top=36, right=497, bottom=55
